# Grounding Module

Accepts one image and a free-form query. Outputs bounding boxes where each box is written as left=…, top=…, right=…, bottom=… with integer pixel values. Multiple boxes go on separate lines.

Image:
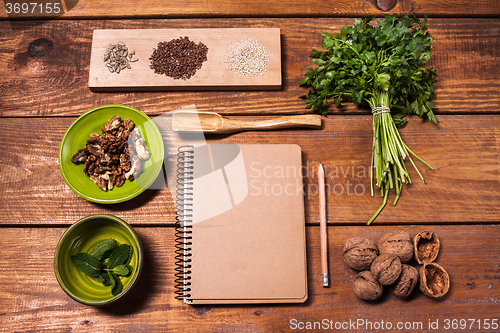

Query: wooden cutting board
left=88, top=28, right=281, bottom=91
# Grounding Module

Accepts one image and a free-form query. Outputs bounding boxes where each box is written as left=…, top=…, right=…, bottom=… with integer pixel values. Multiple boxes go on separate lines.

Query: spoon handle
left=220, top=114, right=322, bottom=133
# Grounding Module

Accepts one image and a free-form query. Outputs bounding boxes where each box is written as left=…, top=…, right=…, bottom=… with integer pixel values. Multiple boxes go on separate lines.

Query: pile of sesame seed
left=149, top=37, right=208, bottom=80
left=224, top=39, right=269, bottom=77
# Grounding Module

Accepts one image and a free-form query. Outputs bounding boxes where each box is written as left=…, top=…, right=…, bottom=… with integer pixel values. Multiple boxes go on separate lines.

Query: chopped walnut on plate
left=71, top=115, right=151, bottom=191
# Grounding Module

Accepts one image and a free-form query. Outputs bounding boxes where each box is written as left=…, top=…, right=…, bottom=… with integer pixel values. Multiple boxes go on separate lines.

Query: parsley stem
left=333, top=38, right=360, bottom=57
left=367, top=88, right=432, bottom=224
left=367, top=187, right=389, bottom=225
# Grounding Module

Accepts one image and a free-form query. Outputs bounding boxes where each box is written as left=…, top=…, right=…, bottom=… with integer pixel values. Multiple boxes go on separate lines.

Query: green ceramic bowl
left=54, top=214, right=143, bottom=306
left=59, top=104, right=164, bottom=204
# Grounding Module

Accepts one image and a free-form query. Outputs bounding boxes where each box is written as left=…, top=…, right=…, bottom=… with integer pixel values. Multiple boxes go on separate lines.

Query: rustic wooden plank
left=0, top=225, right=499, bottom=332
left=1, top=0, right=499, bottom=19
left=0, top=115, right=498, bottom=225
left=89, top=28, right=281, bottom=91
left=0, top=18, right=499, bottom=117
left=0, top=117, right=177, bottom=225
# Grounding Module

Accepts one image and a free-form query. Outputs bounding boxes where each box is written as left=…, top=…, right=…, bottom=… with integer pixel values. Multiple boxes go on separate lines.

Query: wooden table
left=1, top=1, right=499, bottom=332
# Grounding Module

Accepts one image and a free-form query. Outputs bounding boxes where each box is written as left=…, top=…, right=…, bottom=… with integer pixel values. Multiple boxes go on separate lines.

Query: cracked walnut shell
left=342, top=237, right=379, bottom=271
left=353, top=271, right=383, bottom=301
left=392, top=264, right=419, bottom=300
left=419, top=262, right=450, bottom=298
left=378, top=230, right=414, bottom=263
left=370, top=253, right=402, bottom=286
left=414, top=230, right=440, bottom=264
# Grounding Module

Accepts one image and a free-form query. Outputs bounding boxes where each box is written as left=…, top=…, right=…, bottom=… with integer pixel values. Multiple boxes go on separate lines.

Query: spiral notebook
left=174, top=143, right=308, bottom=304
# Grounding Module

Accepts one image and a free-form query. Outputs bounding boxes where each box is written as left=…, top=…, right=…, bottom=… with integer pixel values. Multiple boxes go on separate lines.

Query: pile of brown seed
left=149, top=37, right=208, bottom=80
left=104, top=41, right=138, bottom=74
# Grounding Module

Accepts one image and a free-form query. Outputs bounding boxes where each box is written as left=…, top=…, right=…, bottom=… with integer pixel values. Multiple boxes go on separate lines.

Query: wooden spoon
left=172, top=111, right=322, bottom=134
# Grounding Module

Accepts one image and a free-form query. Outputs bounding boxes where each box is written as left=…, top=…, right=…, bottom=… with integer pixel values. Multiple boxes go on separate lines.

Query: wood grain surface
left=1, top=2, right=500, bottom=331
left=1, top=0, right=499, bottom=19
left=0, top=115, right=498, bottom=225
left=0, top=225, right=498, bottom=332
left=1, top=18, right=499, bottom=117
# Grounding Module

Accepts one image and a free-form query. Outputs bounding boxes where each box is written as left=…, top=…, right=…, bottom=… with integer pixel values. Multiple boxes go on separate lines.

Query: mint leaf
left=125, top=264, right=134, bottom=277
left=71, top=253, right=102, bottom=277
left=110, top=272, right=123, bottom=296
left=98, top=272, right=112, bottom=286
left=112, top=265, right=130, bottom=276
left=108, top=271, right=116, bottom=290
left=90, top=238, right=118, bottom=261
left=106, top=244, right=132, bottom=269
left=124, top=245, right=134, bottom=266
left=95, top=275, right=104, bottom=283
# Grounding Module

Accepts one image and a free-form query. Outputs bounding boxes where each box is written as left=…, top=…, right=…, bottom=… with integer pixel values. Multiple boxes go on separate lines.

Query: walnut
left=414, top=230, right=440, bottom=264
left=102, top=115, right=122, bottom=133
left=353, top=271, right=383, bottom=301
left=392, top=264, right=419, bottom=299
left=419, top=262, right=450, bottom=298
left=87, top=132, right=102, bottom=145
left=134, top=137, right=151, bottom=160
left=86, top=143, right=105, bottom=157
left=71, top=116, right=149, bottom=192
left=71, top=148, right=88, bottom=164
left=123, top=118, right=135, bottom=131
left=125, top=155, right=143, bottom=181
left=83, top=155, right=97, bottom=174
left=370, top=253, right=402, bottom=286
left=342, top=237, right=379, bottom=271
left=130, top=127, right=141, bottom=141
left=90, top=174, right=108, bottom=191
left=113, top=170, right=126, bottom=187
left=378, top=230, right=414, bottom=263
left=120, top=153, right=131, bottom=172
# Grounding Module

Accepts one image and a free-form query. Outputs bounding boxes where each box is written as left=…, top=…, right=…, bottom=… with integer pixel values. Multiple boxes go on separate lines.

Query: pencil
left=318, top=162, right=329, bottom=287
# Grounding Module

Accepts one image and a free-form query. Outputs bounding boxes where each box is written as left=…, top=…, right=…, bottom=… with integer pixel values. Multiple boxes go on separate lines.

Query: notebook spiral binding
left=174, top=145, right=195, bottom=301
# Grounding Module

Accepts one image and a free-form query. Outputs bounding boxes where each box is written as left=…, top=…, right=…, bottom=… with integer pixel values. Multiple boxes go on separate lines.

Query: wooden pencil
left=318, top=162, right=329, bottom=287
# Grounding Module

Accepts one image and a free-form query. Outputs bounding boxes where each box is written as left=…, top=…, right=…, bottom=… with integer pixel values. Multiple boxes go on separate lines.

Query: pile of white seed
left=224, top=39, right=269, bottom=77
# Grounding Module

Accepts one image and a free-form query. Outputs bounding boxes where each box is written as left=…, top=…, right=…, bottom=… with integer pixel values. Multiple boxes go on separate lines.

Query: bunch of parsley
left=300, top=15, right=438, bottom=224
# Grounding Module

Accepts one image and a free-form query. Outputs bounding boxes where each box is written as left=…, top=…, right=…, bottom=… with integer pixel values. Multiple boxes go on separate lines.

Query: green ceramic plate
left=59, top=105, right=164, bottom=204
left=54, top=214, right=143, bottom=306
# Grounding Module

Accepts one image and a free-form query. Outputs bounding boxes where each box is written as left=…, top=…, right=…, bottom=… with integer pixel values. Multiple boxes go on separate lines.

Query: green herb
left=70, top=253, right=102, bottom=277
left=90, top=238, right=118, bottom=261
left=110, top=272, right=123, bottom=296
left=300, top=14, right=437, bottom=225
left=111, top=264, right=130, bottom=276
left=106, top=244, right=133, bottom=269
left=71, top=239, right=134, bottom=296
